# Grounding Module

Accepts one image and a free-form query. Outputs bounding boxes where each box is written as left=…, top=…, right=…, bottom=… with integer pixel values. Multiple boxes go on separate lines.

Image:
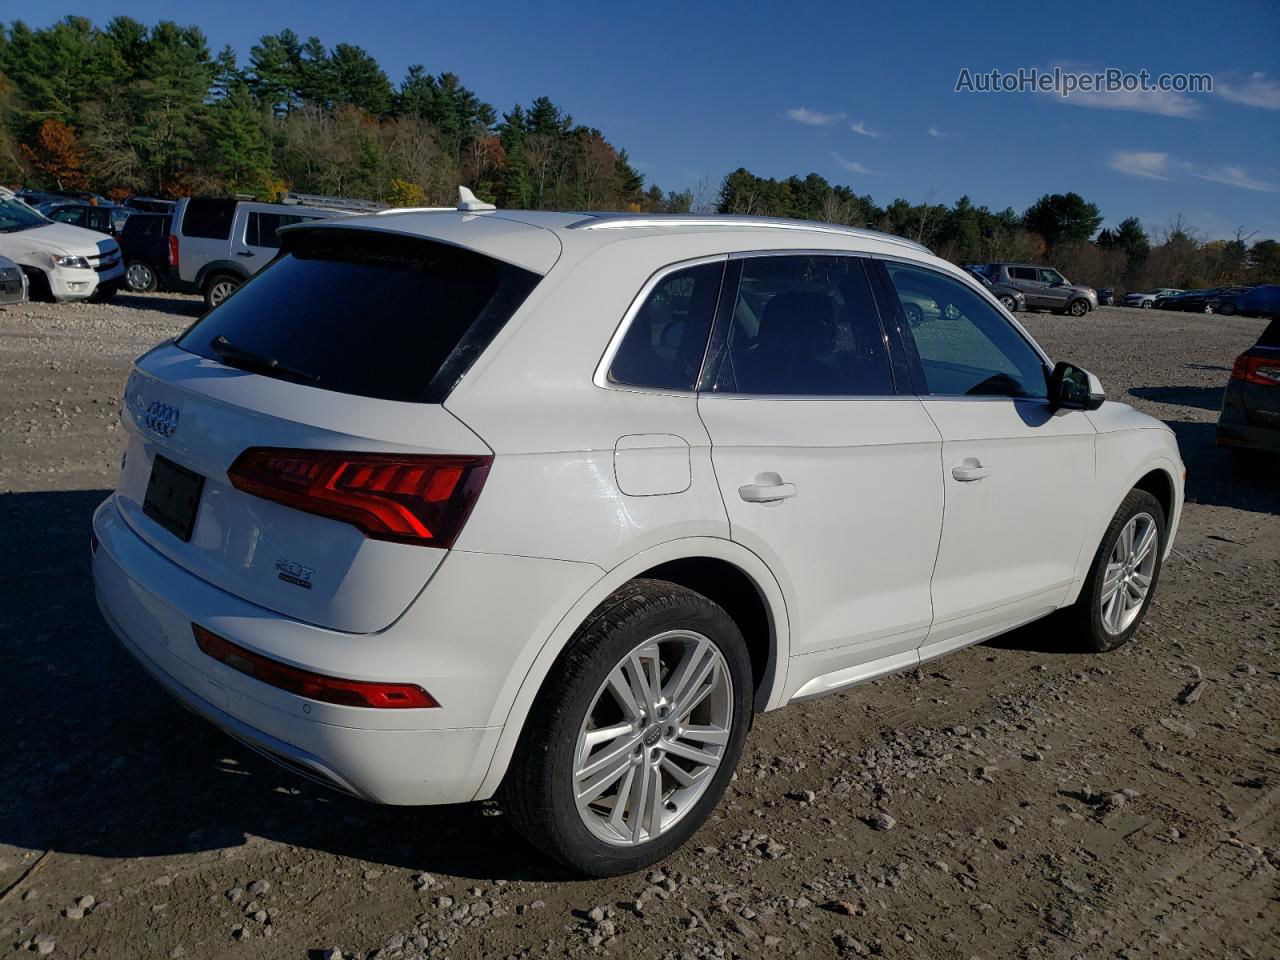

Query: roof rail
left=279, top=192, right=389, bottom=214
left=373, top=206, right=456, bottom=216
left=567, top=213, right=932, bottom=254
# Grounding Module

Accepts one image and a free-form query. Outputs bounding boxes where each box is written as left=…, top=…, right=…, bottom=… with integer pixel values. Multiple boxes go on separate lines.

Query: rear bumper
left=1216, top=420, right=1280, bottom=453
left=92, top=498, right=598, bottom=804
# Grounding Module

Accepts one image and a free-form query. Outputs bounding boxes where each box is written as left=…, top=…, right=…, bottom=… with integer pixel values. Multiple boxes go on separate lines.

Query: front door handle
left=739, top=472, right=797, bottom=503
left=951, top=459, right=989, bottom=482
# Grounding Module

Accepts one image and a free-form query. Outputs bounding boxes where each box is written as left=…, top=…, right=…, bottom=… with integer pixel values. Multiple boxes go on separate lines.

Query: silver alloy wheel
left=1070, top=300, right=1089, bottom=317
left=573, top=629, right=733, bottom=847
left=126, top=262, right=155, bottom=291
left=999, top=295, right=1016, bottom=310
left=1100, top=512, right=1158, bottom=635
left=208, top=279, right=237, bottom=306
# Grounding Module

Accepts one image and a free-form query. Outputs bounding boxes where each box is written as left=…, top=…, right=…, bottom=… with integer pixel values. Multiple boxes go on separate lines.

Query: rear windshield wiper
left=210, top=335, right=320, bottom=384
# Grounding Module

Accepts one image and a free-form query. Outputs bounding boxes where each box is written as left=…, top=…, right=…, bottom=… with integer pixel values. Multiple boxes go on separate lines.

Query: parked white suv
left=93, top=204, right=1184, bottom=876
left=0, top=190, right=125, bottom=301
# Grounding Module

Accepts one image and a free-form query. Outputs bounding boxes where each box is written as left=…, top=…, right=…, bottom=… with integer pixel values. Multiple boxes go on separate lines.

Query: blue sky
left=7, top=0, right=1280, bottom=239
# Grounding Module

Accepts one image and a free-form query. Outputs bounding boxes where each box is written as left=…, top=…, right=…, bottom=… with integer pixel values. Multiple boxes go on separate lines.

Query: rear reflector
left=228, top=448, right=491, bottom=547
left=168, top=234, right=179, bottom=268
left=1230, top=353, right=1280, bottom=387
left=193, top=624, right=438, bottom=708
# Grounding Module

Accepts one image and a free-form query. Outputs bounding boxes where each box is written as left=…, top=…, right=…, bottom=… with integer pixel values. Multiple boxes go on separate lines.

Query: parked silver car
left=978, top=263, right=1098, bottom=316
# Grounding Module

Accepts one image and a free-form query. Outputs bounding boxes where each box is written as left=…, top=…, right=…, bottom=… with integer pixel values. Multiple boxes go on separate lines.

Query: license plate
left=143, top=454, right=205, bottom=541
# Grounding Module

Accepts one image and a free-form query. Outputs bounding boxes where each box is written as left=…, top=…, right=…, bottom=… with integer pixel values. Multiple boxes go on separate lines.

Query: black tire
left=902, top=303, right=924, bottom=326
left=1068, top=299, right=1090, bottom=317
left=998, top=294, right=1018, bottom=312
left=1141, top=300, right=1153, bottom=309
left=203, top=273, right=241, bottom=310
left=1063, top=489, right=1166, bottom=652
left=22, top=268, right=53, bottom=303
left=503, top=579, right=754, bottom=877
left=125, top=260, right=158, bottom=293
left=1218, top=302, right=1236, bottom=316
left=89, top=280, right=119, bottom=303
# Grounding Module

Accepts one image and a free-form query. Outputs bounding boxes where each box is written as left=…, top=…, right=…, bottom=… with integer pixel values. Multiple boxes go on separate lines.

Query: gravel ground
left=0, top=296, right=1276, bottom=960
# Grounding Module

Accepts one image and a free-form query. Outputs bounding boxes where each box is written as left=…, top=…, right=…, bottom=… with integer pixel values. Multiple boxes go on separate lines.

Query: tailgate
left=115, top=344, right=491, bottom=633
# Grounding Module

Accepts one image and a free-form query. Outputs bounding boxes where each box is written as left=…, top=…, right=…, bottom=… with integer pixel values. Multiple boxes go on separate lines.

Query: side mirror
left=1049, top=360, right=1105, bottom=411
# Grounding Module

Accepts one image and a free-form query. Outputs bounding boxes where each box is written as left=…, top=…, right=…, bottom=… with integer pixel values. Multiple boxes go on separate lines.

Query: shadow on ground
left=1128, top=385, right=1225, bottom=412
left=110, top=292, right=204, bottom=319
left=0, top=489, right=567, bottom=884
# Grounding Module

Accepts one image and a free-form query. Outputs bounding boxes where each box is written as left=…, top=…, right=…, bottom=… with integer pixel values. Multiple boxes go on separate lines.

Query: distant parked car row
left=1120, top=285, right=1277, bottom=317
left=0, top=187, right=124, bottom=302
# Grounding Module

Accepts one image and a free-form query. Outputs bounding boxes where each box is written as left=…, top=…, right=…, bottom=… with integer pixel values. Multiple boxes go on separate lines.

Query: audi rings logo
left=144, top=400, right=180, bottom=438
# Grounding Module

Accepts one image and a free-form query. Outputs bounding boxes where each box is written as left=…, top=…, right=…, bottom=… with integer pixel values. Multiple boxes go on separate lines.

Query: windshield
left=0, top=198, right=49, bottom=232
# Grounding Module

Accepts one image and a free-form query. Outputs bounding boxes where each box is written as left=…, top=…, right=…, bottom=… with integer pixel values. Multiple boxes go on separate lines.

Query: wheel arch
left=194, top=260, right=249, bottom=291
left=472, top=537, right=790, bottom=801
left=1065, top=448, right=1183, bottom=606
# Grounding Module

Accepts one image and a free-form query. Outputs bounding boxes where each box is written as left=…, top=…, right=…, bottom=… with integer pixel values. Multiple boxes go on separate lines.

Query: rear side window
left=245, top=212, right=308, bottom=249
left=713, top=255, right=895, bottom=396
left=1010, top=266, right=1037, bottom=281
left=176, top=230, right=540, bottom=403
left=608, top=262, right=723, bottom=391
left=181, top=198, right=237, bottom=240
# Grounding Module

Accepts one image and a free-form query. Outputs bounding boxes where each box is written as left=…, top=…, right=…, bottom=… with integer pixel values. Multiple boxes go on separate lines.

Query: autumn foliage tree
left=19, top=117, right=88, bottom=189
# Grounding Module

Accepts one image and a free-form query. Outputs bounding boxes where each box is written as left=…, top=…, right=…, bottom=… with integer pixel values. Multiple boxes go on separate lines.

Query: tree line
left=2, top=15, right=1275, bottom=292
left=717, top=170, right=1280, bottom=290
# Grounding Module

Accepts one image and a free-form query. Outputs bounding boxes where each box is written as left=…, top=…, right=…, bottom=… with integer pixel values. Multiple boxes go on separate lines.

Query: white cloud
left=1060, top=87, right=1201, bottom=118
left=830, top=152, right=878, bottom=175
left=1216, top=72, right=1280, bottom=110
left=786, top=107, right=845, bottom=126
left=850, top=120, right=883, bottom=138
left=1193, top=165, right=1279, bottom=193
left=1107, top=149, right=1278, bottom=193
left=1108, top=150, right=1171, bottom=180
left=926, top=126, right=953, bottom=137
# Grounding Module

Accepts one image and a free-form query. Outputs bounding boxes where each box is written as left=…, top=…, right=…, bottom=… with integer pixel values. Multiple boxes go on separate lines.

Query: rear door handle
left=739, top=473, right=797, bottom=503
left=951, top=460, right=989, bottom=482
left=236, top=251, right=255, bottom=257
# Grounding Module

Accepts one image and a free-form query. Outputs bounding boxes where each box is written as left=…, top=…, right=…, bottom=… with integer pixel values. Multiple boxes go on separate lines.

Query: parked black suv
left=118, top=213, right=173, bottom=292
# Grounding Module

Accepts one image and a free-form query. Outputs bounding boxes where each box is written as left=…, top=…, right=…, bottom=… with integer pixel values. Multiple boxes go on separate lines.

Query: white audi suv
left=93, top=201, right=1184, bottom=876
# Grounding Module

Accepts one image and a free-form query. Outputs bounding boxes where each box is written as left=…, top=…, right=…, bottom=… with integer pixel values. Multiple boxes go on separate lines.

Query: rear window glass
left=245, top=212, right=309, bottom=249
left=609, top=261, right=723, bottom=391
left=1259, top=316, right=1279, bottom=347
left=181, top=198, right=236, bottom=239
left=176, top=229, right=541, bottom=403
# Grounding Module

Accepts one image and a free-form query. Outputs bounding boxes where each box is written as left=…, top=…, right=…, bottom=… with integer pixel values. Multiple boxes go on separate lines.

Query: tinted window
left=87, top=208, right=112, bottom=232
left=713, top=255, right=894, bottom=396
left=1010, top=266, right=1037, bottom=281
left=1038, top=268, right=1065, bottom=284
left=246, top=212, right=308, bottom=249
left=1258, top=317, right=1279, bottom=347
left=609, top=261, right=723, bottom=391
left=123, top=215, right=168, bottom=238
left=177, top=230, right=540, bottom=403
left=882, top=262, right=1047, bottom=399
left=181, top=198, right=236, bottom=240
left=51, top=207, right=85, bottom=226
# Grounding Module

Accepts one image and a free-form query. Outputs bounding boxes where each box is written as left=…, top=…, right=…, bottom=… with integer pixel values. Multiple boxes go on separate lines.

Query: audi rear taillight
left=227, top=448, right=491, bottom=547
left=167, top=234, right=179, bottom=268
left=1230, top=353, right=1280, bottom=387
left=193, top=624, right=438, bottom=708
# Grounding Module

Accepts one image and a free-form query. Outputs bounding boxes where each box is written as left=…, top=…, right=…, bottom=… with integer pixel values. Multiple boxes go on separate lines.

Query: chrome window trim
left=592, top=253, right=729, bottom=395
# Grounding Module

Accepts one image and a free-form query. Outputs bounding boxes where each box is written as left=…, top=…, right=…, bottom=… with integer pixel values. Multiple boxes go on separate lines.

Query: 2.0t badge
left=275, top=557, right=314, bottom=590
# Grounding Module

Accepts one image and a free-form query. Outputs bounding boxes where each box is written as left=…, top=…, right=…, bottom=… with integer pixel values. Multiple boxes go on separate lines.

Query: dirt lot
left=0, top=296, right=1276, bottom=960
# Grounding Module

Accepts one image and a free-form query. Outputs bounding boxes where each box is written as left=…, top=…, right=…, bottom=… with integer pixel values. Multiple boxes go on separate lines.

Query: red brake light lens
left=1231, top=353, right=1280, bottom=386
left=167, top=234, right=179, bottom=268
left=193, top=624, right=438, bottom=708
left=227, top=448, right=491, bottom=547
